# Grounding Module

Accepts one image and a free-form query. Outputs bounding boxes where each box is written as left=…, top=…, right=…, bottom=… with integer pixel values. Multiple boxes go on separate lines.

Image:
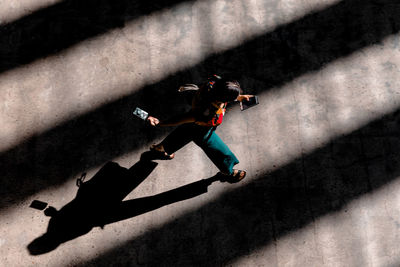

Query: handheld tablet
left=240, top=95, right=259, bottom=111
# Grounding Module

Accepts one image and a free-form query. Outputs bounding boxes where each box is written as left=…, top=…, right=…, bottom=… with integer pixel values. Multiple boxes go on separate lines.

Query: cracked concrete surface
left=1, top=0, right=400, bottom=266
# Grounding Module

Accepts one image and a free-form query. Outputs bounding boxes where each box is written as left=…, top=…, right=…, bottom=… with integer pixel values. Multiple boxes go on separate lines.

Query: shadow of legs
left=27, top=155, right=223, bottom=255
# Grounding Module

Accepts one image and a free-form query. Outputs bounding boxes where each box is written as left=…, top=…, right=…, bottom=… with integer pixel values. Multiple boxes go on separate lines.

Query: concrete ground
left=1, top=0, right=400, bottom=266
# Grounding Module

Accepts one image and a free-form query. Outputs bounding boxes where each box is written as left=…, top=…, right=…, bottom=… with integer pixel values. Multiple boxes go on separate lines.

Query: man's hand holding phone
left=238, top=95, right=259, bottom=111
left=147, top=116, right=160, bottom=126
left=133, top=107, right=159, bottom=126
left=237, top=94, right=253, bottom=102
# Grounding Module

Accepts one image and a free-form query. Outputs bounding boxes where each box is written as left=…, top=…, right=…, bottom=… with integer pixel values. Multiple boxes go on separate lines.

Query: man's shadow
left=27, top=152, right=224, bottom=255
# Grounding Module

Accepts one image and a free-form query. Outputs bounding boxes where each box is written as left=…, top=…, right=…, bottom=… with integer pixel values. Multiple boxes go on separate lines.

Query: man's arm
left=147, top=112, right=196, bottom=127
left=236, top=94, right=254, bottom=102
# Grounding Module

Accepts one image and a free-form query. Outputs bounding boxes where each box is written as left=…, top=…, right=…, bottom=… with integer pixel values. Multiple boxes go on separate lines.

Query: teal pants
left=161, top=124, right=239, bottom=174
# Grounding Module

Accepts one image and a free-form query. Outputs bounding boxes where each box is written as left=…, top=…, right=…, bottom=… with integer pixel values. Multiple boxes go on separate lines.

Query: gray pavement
left=1, top=0, right=400, bottom=266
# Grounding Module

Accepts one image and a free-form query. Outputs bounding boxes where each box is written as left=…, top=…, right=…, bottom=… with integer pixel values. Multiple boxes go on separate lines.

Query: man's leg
left=194, top=129, right=239, bottom=175
left=154, top=124, right=205, bottom=156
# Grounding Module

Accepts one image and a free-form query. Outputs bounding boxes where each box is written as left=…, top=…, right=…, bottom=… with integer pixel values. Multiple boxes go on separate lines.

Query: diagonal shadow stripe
left=0, top=0, right=399, bottom=212
left=0, top=0, right=193, bottom=74
left=204, top=0, right=400, bottom=86
left=79, top=108, right=400, bottom=266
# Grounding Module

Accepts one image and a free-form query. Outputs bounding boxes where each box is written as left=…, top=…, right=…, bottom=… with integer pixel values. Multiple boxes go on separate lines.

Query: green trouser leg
left=162, top=124, right=239, bottom=174
left=195, top=128, right=239, bottom=175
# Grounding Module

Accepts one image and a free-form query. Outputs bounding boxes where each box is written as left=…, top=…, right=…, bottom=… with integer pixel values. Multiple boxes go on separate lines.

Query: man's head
left=210, top=79, right=241, bottom=102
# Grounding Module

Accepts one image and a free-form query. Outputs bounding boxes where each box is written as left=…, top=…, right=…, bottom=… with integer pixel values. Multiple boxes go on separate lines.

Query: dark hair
left=210, top=79, right=241, bottom=102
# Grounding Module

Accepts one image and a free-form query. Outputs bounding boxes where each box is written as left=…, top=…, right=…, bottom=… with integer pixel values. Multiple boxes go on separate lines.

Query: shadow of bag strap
left=76, top=172, right=87, bottom=187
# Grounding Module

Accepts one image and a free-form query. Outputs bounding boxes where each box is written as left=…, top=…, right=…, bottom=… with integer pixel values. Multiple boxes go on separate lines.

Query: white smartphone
left=133, top=107, right=149, bottom=120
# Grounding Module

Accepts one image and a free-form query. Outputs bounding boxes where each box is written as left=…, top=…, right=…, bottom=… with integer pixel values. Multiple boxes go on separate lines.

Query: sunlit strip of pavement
left=0, top=0, right=63, bottom=25
left=242, top=178, right=400, bottom=267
